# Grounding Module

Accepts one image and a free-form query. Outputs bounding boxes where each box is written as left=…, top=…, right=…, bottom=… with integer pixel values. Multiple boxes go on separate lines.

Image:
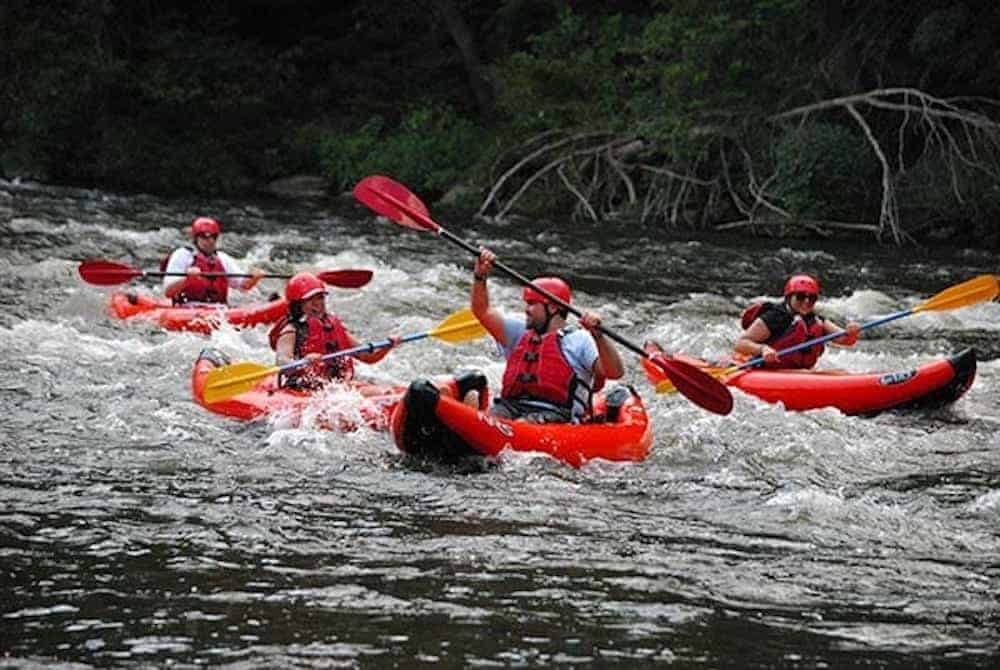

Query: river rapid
left=1, top=179, right=998, bottom=668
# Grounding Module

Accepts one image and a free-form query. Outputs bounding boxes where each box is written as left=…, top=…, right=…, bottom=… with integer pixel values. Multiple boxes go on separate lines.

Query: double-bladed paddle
left=77, top=259, right=373, bottom=289
left=201, top=307, right=487, bottom=404
left=352, top=174, right=734, bottom=416
left=648, top=273, right=1000, bottom=394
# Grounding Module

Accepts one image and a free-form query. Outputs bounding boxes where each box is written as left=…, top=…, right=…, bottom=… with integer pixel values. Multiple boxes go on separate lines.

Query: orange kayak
left=643, top=343, right=976, bottom=415
left=191, top=349, right=405, bottom=432
left=390, top=372, right=653, bottom=467
left=109, top=291, right=287, bottom=334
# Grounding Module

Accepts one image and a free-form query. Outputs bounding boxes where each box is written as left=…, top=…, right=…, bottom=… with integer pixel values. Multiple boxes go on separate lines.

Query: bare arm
left=344, top=330, right=399, bottom=365
left=825, top=319, right=861, bottom=346
left=734, top=319, right=780, bottom=363
left=579, top=312, right=623, bottom=380
left=164, top=276, right=187, bottom=301
left=471, top=249, right=509, bottom=347
left=275, top=327, right=299, bottom=366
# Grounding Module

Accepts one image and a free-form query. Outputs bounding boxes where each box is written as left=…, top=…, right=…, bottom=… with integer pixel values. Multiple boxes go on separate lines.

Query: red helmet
left=784, top=274, right=821, bottom=296
left=523, top=277, right=571, bottom=305
left=190, top=217, right=221, bottom=237
left=285, top=272, right=327, bottom=302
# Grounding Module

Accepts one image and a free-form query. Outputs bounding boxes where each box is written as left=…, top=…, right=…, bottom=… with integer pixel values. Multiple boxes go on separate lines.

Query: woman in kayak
left=162, top=217, right=264, bottom=304
left=471, top=248, right=624, bottom=423
left=269, top=272, right=400, bottom=389
left=734, top=273, right=861, bottom=369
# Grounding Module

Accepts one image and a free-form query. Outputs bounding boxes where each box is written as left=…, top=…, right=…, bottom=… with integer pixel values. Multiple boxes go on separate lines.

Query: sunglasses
left=196, top=233, right=219, bottom=240
left=792, top=292, right=818, bottom=303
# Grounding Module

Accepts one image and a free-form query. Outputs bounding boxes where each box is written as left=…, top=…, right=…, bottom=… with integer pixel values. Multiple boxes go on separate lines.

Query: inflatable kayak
left=643, top=343, right=976, bottom=415
left=191, top=349, right=405, bottom=432
left=109, top=291, right=287, bottom=334
left=390, top=372, right=653, bottom=468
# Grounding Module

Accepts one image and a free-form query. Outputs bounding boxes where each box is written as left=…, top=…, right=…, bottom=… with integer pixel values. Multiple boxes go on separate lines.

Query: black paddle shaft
left=144, top=271, right=288, bottom=279
left=438, top=227, right=650, bottom=360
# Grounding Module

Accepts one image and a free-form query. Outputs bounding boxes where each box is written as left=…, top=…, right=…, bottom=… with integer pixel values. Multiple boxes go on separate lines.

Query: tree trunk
left=428, top=0, right=495, bottom=122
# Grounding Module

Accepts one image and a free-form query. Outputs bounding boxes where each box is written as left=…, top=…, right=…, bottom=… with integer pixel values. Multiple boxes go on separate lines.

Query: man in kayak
left=734, top=273, right=861, bottom=368
left=471, top=249, right=624, bottom=423
left=269, top=272, right=401, bottom=389
left=162, top=217, right=264, bottom=304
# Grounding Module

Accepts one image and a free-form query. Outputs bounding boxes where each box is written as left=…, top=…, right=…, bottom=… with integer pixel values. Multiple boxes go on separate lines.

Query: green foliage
left=490, top=8, right=635, bottom=133
left=771, top=122, right=877, bottom=220
left=0, top=2, right=293, bottom=193
left=628, top=0, right=814, bottom=118
left=318, top=105, right=484, bottom=195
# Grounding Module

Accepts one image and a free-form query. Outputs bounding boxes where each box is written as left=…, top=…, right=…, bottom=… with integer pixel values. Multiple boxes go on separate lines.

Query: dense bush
left=318, top=105, right=485, bottom=196
left=3, top=0, right=998, bottom=244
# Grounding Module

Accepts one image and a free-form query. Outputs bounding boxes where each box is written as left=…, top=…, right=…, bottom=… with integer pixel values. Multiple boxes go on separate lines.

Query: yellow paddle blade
left=428, top=308, right=488, bottom=344
left=913, top=274, right=999, bottom=314
left=202, top=361, right=279, bottom=404
left=655, top=366, right=736, bottom=394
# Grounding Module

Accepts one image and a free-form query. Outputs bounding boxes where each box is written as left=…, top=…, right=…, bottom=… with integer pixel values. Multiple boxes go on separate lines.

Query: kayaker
left=734, top=273, right=861, bottom=368
left=268, top=272, right=401, bottom=389
left=471, top=248, right=624, bottom=423
left=162, top=217, right=264, bottom=304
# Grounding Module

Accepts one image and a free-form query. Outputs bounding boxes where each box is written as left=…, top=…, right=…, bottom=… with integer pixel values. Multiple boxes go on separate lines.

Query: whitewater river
left=1, top=179, right=998, bottom=668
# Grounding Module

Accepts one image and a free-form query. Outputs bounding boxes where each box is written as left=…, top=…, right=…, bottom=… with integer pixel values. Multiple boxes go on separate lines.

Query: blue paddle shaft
left=740, top=308, right=913, bottom=370
left=277, top=330, right=428, bottom=373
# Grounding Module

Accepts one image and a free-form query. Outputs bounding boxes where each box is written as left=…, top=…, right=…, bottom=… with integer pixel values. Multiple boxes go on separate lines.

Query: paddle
left=650, top=273, right=1000, bottom=394
left=201, top=307, right=487, bottom=404
left=77, top=259, right=373, bottom=289
left=353, top=174, right=734, bottom=416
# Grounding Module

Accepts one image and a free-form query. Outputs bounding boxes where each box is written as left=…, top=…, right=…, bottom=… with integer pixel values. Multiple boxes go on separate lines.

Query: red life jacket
left=175, top=248, right=229, bottom=304
left=742, top=302, right=826, bottom=369
left=501, top=327, right=592, bottom=414
left=268, top=313, right=355, bottom=381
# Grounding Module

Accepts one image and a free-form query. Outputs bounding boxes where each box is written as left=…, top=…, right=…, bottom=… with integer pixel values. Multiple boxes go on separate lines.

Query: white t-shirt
left=162, top=247, right=247, bottom=293
left=500, top=315, right=600, bottom=399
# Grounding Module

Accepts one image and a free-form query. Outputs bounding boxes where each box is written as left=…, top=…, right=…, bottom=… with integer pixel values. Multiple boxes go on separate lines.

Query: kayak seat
left=197, top=348, right=231, bottom=367
left=454, top=370, right=489, bottom=410
left=604, top=385, right=633, bottom=423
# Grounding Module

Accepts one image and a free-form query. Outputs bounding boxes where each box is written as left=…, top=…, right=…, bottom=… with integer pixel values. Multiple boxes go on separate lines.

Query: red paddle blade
left=78, top=259, right=142, bottom=286
left=353, top=175, right=438, bottom=232
left=316, top=269, right=373, bottom=288
left=650, top=354, right=733, bottom=416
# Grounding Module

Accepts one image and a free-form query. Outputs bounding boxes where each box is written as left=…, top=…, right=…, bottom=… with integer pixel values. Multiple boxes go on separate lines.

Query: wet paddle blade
left=650, top=355, right=733, bottom=415
left=202, top=361, right=279, bottom=404
left=914, top=274, right=999, bottom=313
left=429, top=308, right=488, bottom=344
left=353, top=175, right=438, bottom=232
left=78, top=259, right=143, bottom=286
left=316, top=269, right=374, bottom=288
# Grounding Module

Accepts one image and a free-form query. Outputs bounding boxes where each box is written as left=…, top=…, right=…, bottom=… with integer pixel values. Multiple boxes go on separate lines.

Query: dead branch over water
left=478, top=89, right=1000, bottom=245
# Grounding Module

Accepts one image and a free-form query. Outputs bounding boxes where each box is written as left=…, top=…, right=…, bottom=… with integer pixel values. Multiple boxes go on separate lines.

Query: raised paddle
left=77, top=259, right=373, bottom=289
left=649, top=273, right=1000, bottom=394
left=201, top=307, right=488, bottom=404
left=353, top=174, right=734, bottom=416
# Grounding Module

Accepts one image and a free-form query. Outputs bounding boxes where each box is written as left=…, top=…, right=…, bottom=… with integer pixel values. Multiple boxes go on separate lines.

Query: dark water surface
left=1, top=180, right=998, bottom=668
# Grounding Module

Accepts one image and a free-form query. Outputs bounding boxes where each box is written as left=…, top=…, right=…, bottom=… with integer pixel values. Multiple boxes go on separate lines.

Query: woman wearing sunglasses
left=162, top=217, right=264, bottom=305
left=734, top=273, right=861, bottom=369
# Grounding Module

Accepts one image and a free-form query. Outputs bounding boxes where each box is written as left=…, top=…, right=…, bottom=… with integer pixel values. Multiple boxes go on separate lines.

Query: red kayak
left=109, top=291, right=287, bottom=334
left=643, top=343, right=976, bottom=415
left=191, top=349, right=405, bottom=432
left=390, top=372, right=653, bottom=468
